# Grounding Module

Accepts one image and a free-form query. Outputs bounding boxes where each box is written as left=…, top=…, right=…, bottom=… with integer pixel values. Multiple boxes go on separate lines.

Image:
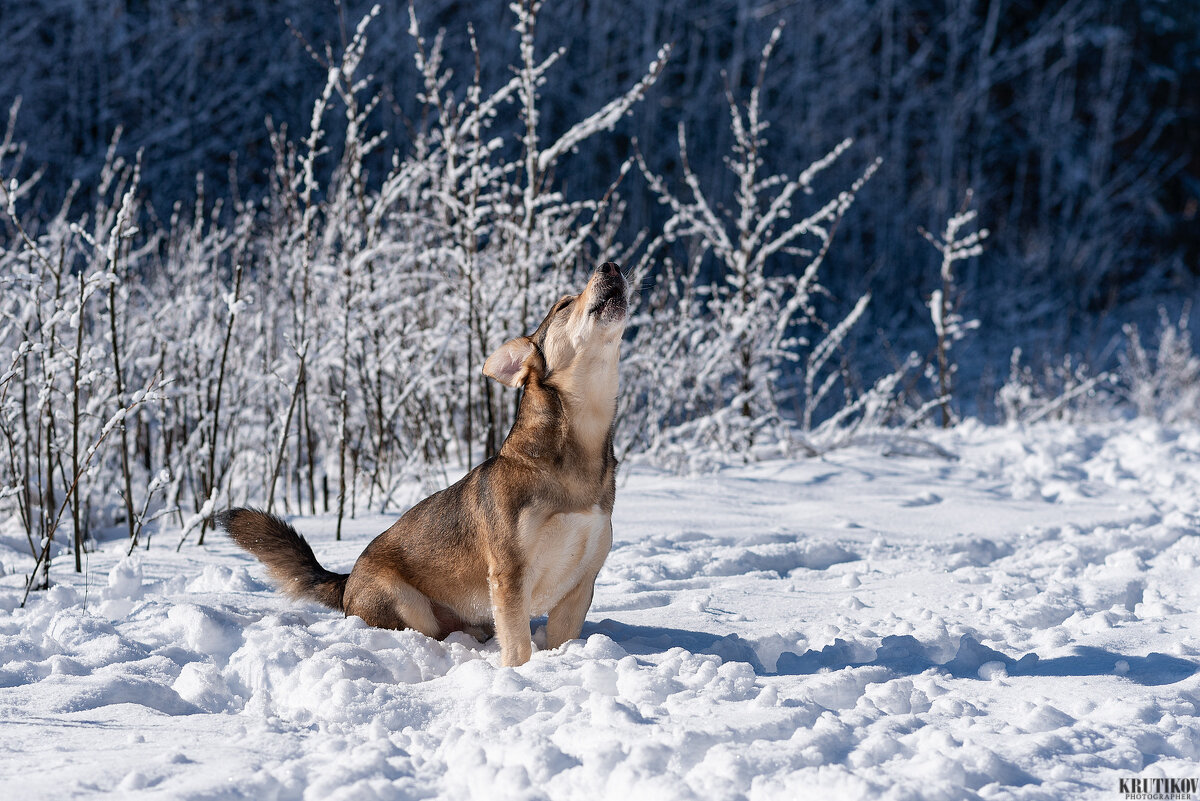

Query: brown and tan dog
left=219, top=261, right=628, bottom=666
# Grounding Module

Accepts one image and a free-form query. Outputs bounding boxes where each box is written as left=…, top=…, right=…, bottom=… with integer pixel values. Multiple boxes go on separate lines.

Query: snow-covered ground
left=2, top=420, right=1199, bottom=800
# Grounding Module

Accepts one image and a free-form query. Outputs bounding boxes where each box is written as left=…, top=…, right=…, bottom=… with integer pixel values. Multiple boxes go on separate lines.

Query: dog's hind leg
left=343, top=570, right=441, bottom=638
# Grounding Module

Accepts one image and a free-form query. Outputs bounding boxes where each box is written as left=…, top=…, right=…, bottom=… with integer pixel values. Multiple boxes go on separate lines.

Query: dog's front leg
left=547, top=519, right=611, bottom=650
left=489, top=566, right=533, bottom=666
left=546, top=569, right=599, bottom=650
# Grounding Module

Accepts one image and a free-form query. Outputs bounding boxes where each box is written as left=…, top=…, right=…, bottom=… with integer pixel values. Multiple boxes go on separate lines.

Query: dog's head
left=484, top=262, right=628, bottom=389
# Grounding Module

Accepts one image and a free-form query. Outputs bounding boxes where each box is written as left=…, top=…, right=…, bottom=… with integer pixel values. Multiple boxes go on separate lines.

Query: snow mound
left=106, top=557, right=143, bottom=599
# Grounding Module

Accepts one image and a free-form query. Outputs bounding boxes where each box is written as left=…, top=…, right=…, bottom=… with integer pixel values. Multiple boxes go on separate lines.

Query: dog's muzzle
left=589, top=262, right=628, bottom=323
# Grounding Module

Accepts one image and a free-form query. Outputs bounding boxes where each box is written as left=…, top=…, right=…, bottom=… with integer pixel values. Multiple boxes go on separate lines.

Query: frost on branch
left=921, top=190, right=987, bottom=428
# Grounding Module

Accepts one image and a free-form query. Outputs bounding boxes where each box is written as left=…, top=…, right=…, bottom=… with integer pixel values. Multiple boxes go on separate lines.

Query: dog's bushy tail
left=217, top=508, right=347, bottom=612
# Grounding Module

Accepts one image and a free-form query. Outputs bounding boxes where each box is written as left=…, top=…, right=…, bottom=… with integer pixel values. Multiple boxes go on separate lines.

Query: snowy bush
left=624, top=25, right=892, bottom=466
left=920, top=192, right=986, bottom=428
left=996, top=349, right=1112, bottom=426
left=1, top=121, right=168, bottom=596
left=1119, top=306, right=1200, bottom=425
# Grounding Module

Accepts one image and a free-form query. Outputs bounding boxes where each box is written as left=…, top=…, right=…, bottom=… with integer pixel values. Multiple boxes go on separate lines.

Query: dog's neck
left=501, top=342, right=619, bottom=464
left=548, top=343, right=620, bottom=457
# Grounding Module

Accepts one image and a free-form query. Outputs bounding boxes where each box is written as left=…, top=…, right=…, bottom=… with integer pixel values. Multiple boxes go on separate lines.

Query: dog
left=219, top=261, right=628, bottom=666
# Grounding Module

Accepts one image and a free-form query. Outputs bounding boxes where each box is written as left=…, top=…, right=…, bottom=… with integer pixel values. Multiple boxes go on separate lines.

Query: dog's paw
left=461, top=622, right=495, bottom=643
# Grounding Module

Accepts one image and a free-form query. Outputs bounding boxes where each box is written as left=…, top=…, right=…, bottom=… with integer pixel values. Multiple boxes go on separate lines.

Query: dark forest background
left=4, top=0, right=1197, bottom=335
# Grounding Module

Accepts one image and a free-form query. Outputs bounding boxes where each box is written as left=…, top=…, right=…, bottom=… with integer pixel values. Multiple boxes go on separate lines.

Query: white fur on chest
left=519, top=505, right=612, bottom=615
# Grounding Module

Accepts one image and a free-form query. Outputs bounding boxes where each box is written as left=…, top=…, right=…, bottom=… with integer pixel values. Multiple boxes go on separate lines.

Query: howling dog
left=219, top=261, right=628, bottom=666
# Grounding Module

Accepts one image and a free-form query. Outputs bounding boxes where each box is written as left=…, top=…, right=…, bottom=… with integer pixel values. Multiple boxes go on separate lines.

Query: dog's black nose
left=598, top=261, right=621, bottom=278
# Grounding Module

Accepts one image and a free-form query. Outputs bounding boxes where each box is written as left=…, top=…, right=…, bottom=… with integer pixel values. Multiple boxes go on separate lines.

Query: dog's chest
left=520, top=505, right=612, bottom=615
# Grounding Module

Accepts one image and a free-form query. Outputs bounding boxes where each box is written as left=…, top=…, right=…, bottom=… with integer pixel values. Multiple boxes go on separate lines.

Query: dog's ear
left=483, top=337, right=538, bottom=387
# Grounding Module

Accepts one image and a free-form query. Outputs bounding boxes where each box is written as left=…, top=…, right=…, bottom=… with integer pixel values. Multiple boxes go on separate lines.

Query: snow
left=2, top=419, right=1199, bottom=799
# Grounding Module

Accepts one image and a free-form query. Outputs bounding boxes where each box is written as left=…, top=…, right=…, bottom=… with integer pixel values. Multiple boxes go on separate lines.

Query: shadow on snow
left=586, top=620, right=1198, bottom=687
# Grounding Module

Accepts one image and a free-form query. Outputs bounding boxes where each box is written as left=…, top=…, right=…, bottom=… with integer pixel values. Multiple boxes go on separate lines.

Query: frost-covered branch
left=921, top=190, right=987, bottom=427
